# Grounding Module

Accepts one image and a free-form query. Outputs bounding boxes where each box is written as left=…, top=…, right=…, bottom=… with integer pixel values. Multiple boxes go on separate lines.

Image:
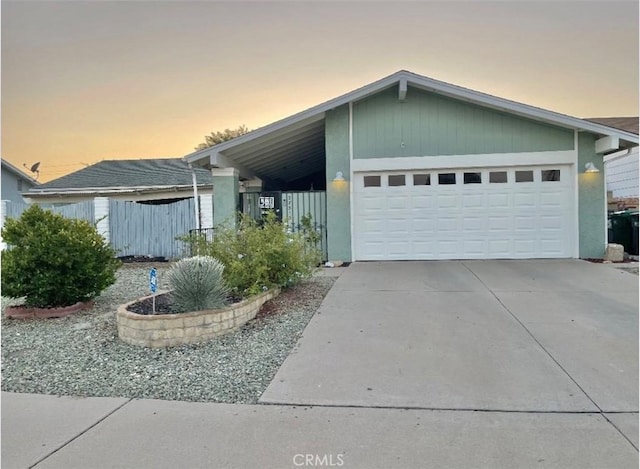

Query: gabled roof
left=28, top=158, right=212, bottom=194
left=184, top=70, right=639, bottom=171
left=586, top=117, right=638, bottom=135
left=1, top=159, right=40, bottom=185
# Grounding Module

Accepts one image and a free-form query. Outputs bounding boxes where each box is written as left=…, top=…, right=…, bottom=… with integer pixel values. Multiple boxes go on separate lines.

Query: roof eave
left=26, top=184, right=213, bottom=197
left=184, top=70, right=638, bottom=166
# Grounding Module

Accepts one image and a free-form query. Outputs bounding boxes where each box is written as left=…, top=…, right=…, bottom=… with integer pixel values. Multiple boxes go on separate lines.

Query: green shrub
left=167, top=256, right=229, bottom=312
left=1, top=205, right=120, bottom=308
left=203, top=212, right=321, bottom=297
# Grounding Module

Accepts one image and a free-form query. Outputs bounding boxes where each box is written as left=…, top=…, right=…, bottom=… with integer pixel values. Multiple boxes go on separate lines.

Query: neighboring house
left=587, top=117, right=639, bottom=199
left=1, top=158, right=39, bottom=203
left=21, top=158, right=216, bottom=259
left=24, top=158, right=213, bottom=205
left=184, top=70, right=638, bottom=262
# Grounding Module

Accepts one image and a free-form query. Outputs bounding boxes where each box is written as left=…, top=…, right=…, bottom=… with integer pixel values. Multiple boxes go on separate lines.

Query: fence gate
left=241, top=191, right=328, bottom=261
left=109, top=199, right=195, bottom=259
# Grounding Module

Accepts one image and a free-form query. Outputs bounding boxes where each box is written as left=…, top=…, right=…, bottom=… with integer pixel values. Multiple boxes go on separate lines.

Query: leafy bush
left=203, top=212, right=321, bottom=297
left=167, top=256, right=229, bottom=312
left=1, top=205, right=120, bottom=308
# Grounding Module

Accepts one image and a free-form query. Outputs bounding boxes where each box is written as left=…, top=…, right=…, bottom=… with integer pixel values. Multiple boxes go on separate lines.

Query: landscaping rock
left=604, top=243, right=625, bottom=262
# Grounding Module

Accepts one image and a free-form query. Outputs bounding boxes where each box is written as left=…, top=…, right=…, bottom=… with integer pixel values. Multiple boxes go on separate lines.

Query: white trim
left=349, top=101, right=356, bottom=262
left=351, top=150, right=575, bottom=173
left=210, top=168, right=239, bottom=177
left=27, top=184, right=208, bottom=194
left=603, top=158, right=608, bottom=246
left=573, top=130, right=580, bottom=258
left=603, top=147, right=633, bottom=163
left=595, top=136, right=620, bottom=154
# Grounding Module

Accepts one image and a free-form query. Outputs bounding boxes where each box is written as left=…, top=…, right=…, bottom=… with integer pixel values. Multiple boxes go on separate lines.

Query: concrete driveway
left=261, top=261, right=638, bottom=434
left=3, top=261, right=638, bottom=468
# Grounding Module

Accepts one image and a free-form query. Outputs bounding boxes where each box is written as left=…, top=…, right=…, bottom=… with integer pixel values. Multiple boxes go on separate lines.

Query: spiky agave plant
left=167, top=256, right=230, bottom=312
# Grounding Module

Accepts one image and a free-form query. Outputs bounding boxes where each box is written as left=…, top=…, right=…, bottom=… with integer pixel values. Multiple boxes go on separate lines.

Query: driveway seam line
left=258, top=401, right=633, bottom=413
left=29, top=398, right=134, bottom=468
left=461, top=261, right=639, bottom=452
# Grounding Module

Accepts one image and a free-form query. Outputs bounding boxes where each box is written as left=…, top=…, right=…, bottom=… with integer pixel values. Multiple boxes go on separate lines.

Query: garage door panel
left=437, top=194, right=458, bottom=208
left=514, top=193, right=536, bottom=208
left=462, top=216, right=486, bottom=231
left=411, top=194, right=435, bottom=209
left=387, top=195, right=408, bottom=210
left=354, top=165, right=574, bottom=260
left=437, top=240, right=459, bottom=257
left=462, top=194, right=485, bottom=208
left=488, top=193, right=510, bottom=209
left=488, top=216, right=511, bottom=231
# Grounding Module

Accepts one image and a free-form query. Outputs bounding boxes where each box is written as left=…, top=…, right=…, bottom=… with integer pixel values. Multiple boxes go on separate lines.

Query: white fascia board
left=26, top=185, right=212, bottom=196
left=595, top=136, right=620, bottom=154
left=351, top=150, right=576, bottom=172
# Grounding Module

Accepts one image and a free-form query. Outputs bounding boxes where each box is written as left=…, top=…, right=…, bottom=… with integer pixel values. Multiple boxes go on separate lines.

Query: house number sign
left=259, top=197, right=275, bottom=209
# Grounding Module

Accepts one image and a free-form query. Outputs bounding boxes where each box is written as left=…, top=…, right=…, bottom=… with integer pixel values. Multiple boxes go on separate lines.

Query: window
left=438, top=173, right=456, bottom=185
left=464, top=172, right=482, bottom=184
left=413, top=174, right=431, bottom=186
left=363, top=175, right=381, bottom=187
left=489, top=171, right=508, bottom=183
left=515, top=170, right=534, bottom=182
left=388, top=175, right=406, bottom=186
left=541, top=169, right=560, bottom=182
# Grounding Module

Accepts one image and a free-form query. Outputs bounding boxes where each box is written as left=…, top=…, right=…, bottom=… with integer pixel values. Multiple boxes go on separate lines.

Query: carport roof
left=184, top=70, right=640, bottom=181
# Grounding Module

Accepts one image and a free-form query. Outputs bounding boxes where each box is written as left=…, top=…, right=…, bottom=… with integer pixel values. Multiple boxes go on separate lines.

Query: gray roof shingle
left=585, top=117, right=639, bottom=135
left=34, top=158, right=212, bottom=191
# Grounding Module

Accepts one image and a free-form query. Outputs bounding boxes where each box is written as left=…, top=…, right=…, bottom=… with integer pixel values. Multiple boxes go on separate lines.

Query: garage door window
left=413, top=174, right=431, bottom=186
left=464, top=172, right=482, bottom=184
left=364, top=175, right=381, bottom=187
left=438, top=173, right=456, bottom=185
left=489, top=171, right=508, bottom=183
left=541, top=169, right=560, bottom=182
left=388, top=175, right=406, bottom=186
left=515, top=170, right=534, bottom=183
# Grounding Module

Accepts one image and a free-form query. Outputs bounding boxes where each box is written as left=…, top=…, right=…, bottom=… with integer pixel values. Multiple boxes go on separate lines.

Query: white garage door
left=353, top=166, right=575, bottom=260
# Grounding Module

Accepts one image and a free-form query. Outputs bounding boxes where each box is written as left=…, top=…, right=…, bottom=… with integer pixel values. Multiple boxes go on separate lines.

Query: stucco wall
left=325, top=105, right=351, bottom=262
left=577, top=133, right=606, bottom=258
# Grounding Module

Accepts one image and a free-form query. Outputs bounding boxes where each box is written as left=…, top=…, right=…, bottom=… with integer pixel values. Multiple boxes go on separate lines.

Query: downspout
left=189, top=163, right=201, bottom=231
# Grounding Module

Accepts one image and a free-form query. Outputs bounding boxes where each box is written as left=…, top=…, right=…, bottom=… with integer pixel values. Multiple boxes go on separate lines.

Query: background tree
left=195, top=125, right=250, bottom=150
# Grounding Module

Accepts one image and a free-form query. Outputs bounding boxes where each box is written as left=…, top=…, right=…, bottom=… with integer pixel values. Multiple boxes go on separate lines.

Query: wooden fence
left=1, top=199, right=195, bottom=259
left=109, top=199, right=195, bottom=259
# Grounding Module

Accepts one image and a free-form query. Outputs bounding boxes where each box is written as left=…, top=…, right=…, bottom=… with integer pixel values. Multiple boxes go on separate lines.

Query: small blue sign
left=149, top=268, right=157, bottom=293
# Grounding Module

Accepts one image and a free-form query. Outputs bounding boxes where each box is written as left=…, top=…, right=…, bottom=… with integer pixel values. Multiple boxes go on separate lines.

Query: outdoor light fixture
left=584, top=162, right=600, bottom=173
left=333, top=171, right=345, bottom=182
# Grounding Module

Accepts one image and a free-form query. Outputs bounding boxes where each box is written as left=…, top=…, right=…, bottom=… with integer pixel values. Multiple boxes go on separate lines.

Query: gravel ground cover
left=1, top=264, right=335, bottom=403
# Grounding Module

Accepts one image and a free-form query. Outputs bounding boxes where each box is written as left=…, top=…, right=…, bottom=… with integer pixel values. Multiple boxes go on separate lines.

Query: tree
left=195, top=125, right=250, bottom=150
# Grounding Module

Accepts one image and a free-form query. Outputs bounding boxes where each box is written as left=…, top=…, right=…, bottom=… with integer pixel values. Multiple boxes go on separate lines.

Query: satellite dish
left=30, top=162, right=41, bottom=173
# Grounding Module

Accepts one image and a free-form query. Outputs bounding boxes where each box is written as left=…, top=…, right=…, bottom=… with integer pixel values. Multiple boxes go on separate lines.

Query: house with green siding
left=184, top=70, right=638, bottom=262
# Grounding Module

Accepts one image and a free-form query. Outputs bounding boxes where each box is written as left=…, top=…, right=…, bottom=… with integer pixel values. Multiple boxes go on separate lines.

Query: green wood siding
left=353, top=86, right=574, bottom=158
left=325, top=105, right=351, bottom=262
left=577, top=133, right=606, bottom=258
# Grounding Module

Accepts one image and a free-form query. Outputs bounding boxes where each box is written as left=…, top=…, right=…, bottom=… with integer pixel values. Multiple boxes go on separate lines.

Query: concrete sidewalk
left=2, top=392, right=638, bottom=469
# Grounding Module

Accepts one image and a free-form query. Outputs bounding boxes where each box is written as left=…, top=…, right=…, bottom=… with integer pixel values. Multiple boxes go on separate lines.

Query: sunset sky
left=2, top=0, right=638, bottom=183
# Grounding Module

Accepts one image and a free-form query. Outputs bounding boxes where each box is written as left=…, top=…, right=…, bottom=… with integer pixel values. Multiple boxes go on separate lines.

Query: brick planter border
left=4, top=300, right=94, bottom=319
left=116, top=288, right=280, bottom=348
